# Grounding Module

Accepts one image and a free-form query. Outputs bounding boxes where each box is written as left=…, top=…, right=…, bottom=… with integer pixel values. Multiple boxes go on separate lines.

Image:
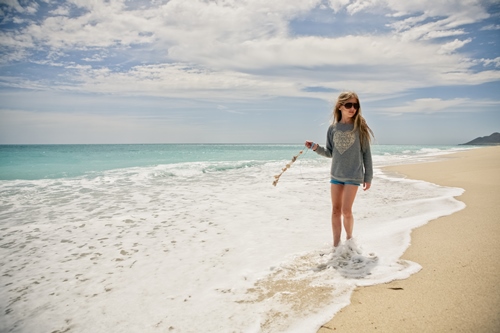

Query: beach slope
left=318, top=146, right=500, bottom=332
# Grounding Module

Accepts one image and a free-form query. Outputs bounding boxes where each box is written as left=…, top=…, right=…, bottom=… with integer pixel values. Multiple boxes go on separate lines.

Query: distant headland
left=461, top=132, right=500, bottom=145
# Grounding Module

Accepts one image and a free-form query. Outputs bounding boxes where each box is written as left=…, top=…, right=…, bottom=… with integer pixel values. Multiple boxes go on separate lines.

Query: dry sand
left=318, top=146, right=500, bottom=333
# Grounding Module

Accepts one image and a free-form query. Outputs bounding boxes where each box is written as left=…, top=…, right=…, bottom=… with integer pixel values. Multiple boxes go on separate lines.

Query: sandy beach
left=318, top=145, right=500, bottom=333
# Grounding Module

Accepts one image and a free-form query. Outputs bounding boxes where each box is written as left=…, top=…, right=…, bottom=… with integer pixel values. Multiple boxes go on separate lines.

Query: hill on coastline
left=461, top=132, right=500, bottom=145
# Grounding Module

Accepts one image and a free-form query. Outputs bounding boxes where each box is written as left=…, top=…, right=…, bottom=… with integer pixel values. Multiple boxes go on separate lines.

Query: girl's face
left=339, top=97, right=359, bottom=123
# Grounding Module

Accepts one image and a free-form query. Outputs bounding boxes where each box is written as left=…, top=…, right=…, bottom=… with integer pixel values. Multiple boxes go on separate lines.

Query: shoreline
left=318, top=146, right=500, bottom=332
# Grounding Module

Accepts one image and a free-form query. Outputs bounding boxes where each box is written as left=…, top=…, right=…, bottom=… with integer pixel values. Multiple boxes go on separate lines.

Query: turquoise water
left=0, top=144, right=300, bottom=180
left=0, top=144, right=471, bottom=180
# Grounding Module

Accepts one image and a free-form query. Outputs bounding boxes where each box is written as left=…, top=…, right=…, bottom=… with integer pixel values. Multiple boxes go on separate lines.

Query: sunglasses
left=343, top=102, right=360, bottom=110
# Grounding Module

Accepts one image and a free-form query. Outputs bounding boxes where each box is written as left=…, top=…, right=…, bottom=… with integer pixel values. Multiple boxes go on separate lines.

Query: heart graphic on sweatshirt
left=334, top=130, right=355, bottom=154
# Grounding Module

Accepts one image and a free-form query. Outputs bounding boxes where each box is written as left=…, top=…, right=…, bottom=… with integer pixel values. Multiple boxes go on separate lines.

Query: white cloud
left=377, top=98, right=500, bottom=115
left=481, top=57, right=500, bottom=67
left=326, top=0, right=351, bottom=13
left=0, top=48, right=30, bottom=64
left=378, top=98, right=467, bottom=115
left=48, top=5, right=70, bottom=16
left=5, top=0, right=487, bottom=58
left=422, top=29, right=466, bottom=40
left=438, top=38, right=472, bottom=55
left=217, top=105, right=245, bottom=114
left=389, top=16, right=475, bottom=42
left=379, top=0, right=490, bottom=44
left=3, top=30, right=498, bottom=102
left=82, top=54, right=107, bottom=62
left=60, top=63, right=298, bottom=100
left=0, top=0, right=24, bottom=13
left=481, top=24, right=500, bottom=31
left=0, top=0, right=498, bottom=102
left=346, top=0, right=385, bottom=14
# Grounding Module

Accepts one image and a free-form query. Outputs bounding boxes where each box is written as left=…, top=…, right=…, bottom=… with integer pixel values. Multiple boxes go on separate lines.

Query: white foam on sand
left=0, top=159, right=465, bottom=333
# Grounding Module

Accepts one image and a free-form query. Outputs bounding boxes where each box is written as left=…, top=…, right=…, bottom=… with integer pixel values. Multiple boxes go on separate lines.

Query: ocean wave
left=201, top=161, right=264, bottom=173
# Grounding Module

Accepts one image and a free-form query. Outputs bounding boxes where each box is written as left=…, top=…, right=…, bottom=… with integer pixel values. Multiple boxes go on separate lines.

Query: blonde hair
left=333, top=91, right=374, bottom=147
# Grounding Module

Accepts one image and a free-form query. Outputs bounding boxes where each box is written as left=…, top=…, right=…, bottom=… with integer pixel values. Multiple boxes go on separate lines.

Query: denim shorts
left=330, top=179, right=361, bottom=186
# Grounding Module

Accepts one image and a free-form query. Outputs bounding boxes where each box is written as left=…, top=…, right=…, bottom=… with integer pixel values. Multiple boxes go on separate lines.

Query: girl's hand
left=363, top=182, right=371, bottom=191
left=305, top=141, right=317, bottom=150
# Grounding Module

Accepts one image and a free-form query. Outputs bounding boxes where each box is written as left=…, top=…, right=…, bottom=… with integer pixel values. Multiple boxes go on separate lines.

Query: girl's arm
left=362, top=141, right=373, bottom=184
left=313, top=125, right=334, bottom=158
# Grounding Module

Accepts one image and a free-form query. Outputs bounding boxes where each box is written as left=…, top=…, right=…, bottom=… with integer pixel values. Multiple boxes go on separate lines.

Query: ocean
left=0, top=144, right=472, bottom=332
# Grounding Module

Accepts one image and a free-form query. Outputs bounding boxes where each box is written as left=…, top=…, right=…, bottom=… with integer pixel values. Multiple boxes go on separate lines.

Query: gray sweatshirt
left=314, top=122, right=373, bottom=184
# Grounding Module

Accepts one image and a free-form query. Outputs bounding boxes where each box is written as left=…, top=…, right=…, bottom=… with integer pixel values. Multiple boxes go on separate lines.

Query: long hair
left=333, top=91, right=374, bottom=147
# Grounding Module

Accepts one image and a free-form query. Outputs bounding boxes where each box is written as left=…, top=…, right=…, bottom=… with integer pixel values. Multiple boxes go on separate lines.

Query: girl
left=305, top=91, right=374, bottom=250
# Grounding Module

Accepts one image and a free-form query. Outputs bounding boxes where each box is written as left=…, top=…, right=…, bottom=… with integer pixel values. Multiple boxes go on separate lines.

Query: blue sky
left=0, top=0, right=499, bottom=144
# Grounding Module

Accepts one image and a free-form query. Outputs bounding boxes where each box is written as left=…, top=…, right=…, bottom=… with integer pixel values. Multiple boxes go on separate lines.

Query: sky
left=0, top=0, right=499, bottom=145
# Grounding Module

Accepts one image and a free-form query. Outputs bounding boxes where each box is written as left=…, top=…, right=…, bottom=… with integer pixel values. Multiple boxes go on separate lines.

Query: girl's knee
left=341, top=209, right=353, bottom=218
left=332, top=207, right=342, bottom=216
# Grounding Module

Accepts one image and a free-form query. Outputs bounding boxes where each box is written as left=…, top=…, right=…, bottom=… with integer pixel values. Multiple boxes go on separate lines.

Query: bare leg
left=341, top=185, right=359, bottom=240
left=330, top=184, right=344, bottom=247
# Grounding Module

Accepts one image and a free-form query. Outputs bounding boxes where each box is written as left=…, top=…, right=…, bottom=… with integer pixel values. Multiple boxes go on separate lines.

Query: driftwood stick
left=272, top=149, right=305, bottom=186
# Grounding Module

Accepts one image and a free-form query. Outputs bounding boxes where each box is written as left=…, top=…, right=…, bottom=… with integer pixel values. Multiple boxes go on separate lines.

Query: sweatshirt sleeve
left=362, top=140, right=373, bottom=183
left=314, top=125, right=334, bottom=158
